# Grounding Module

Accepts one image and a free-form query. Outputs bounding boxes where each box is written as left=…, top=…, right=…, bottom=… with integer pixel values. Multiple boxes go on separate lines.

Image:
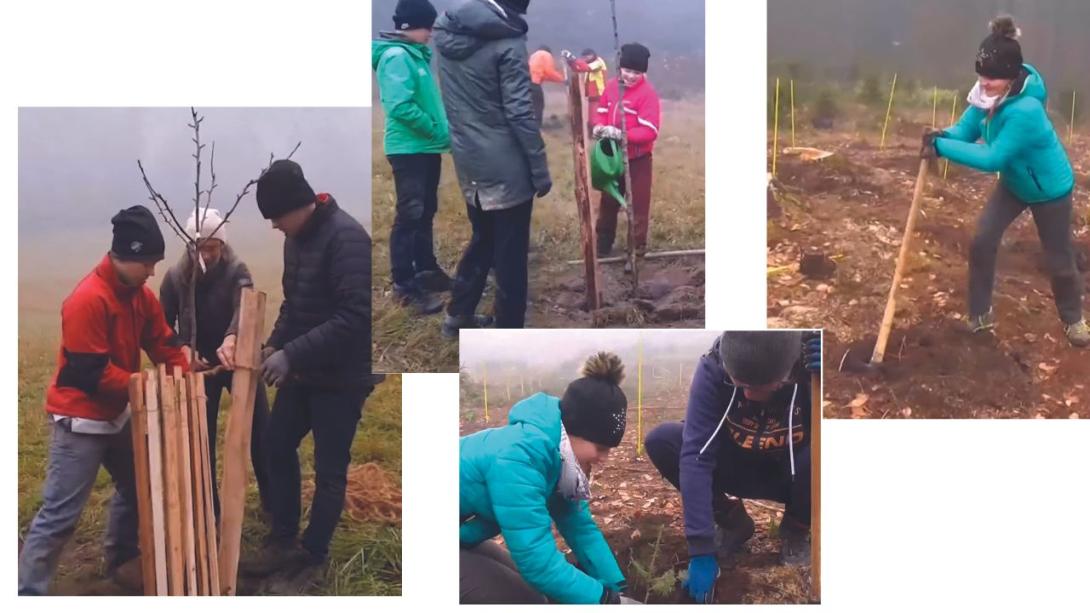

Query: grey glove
left=261, top=349, right=291, bottom=388
left=534, top=176, right=553, bottom=198
left=594, top=125, right=624, bottom=141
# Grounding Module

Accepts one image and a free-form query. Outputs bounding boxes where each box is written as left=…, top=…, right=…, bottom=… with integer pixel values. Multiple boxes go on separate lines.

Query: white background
left=4, top=0, right=1089, bottom=611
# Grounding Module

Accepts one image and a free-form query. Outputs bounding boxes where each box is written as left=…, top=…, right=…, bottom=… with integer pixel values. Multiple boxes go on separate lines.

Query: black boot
left=394, top=283, right=444, bottom=316
left=441, top=313, right=496, bottom=340
left=240, top=536, right=301, bottom=578
left=597, top=234, right=614, bottom=258
left=262, top=550, right=325, bottom=596
left=778, top=515, right=811, bottom=566
left=415, top=269, right=453, bottom=293
left=713, top=498, right=755, bottom=565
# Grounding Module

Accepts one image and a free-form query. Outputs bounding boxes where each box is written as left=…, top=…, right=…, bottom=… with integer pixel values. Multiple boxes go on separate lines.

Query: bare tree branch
left=190, top=107, right=205, bottom=241
left=136, top=159, right=193, bottom=244
left=201, top=140, right=218, bottom=239
left=204, top=141, right=302, bottom=241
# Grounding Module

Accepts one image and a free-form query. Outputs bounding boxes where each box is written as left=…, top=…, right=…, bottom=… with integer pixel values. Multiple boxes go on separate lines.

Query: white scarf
left=967, top=80, right=1008, bottom=111
left=557, top=425, right=592, bottom=502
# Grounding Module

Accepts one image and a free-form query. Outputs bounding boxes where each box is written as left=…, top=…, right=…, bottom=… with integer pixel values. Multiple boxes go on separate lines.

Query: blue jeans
left=18, top=419, right=139, bottom=595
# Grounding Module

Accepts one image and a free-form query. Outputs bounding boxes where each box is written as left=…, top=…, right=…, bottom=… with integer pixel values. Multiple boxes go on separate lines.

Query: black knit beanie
left=393, top=0, right=437, bottom=31
left=619, top=43, right=650, bottom=73
left=110, top=205, right=165, bottom=262
left=975, top=16, right=1023, bottom=80
left=719, top=331, right=803, bottom=387
left=560, top=352, right=627, bottom=448
left=256, top=159, right=317, bottom=220
left=498, top=0, right=530, bottom=15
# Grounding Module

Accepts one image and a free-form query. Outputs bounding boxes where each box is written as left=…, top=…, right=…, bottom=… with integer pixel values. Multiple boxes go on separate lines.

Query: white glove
left=593, top=125, right=624, bottom=141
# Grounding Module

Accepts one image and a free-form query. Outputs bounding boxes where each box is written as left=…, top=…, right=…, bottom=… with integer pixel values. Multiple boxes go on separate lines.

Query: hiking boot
left=415, top=269, right=453, bottom=293
left=239, top=537, right=300, bottom=578
left=713, top=499, right=755, bottom=564
left=966, top=309, right=996, bottom=334
left=109, top=556, right=143, bottom=594
left=597, top=238, right=614, bottom=258
left=262, top=553, right=325, bottom=596
left=393, top=283, right=444, bottom=316
left=441, top=313, right=496, bottom=340
left=1064, top=319, right=1090, bottom=348
left=778, top=515, right=811, bottom=567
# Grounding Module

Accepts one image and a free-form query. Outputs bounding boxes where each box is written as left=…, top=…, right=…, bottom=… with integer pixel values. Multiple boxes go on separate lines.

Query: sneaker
left=441, top=313, right=496, bottom=340
left=415, top=269, right=453, bottom=293
left=778, top=515, right=811, bottom=566
left=393, top=284, right=444, bottom=316
left=713, top=499, right=755, bottom=564
left=1064, top=319, right=1090, bottom=348
left=239, top=537, right=300, bottom=578
left=966, top=309, right=997, bottom=333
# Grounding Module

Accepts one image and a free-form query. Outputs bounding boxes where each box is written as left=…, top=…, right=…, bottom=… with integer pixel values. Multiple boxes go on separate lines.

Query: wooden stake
left=483, top=366, right=489, bottom=422
left=567, top=69, right=603, bottom=310
left=880, top=73, right=898, bottom=150
left=144, top=369, right=169, bottom=595
left=186, top=373, right=209, bottom=595
left=175, top=367, right=198, bottom=594
left=944, top=93, right=958, bottom=180
left=218, top=288, right=267, bottom=595
left=159, top=367, right=185, bottom=594
left=810, top=366, right=821, bottom=602
left=129, top=373, right=157, bottom=595
left=931, top=86, right=938, bottom=128
left=790, top=79, right=796, bottom=147
left=636, top=341, right=643, bottom=457
left=1071, top=90, right=1077, bottom=142
left=772, top=77, right=781, bottom=177
left=194, top=372, right=221, bottom=596
left=872, top=159, right=930, bottom=364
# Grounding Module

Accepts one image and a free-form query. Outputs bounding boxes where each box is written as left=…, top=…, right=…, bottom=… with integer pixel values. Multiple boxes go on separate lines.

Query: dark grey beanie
left=719, top=331, right=803, bottom=387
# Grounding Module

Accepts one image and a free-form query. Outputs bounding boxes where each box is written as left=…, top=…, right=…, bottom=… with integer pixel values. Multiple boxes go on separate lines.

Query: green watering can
left=590, top=138, right=626, bottom=206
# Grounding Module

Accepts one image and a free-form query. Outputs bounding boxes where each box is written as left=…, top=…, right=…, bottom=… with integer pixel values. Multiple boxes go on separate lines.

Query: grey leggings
left=460, top=540, right=548, bottom=604
left=969, top=185, right=1084, bottom=325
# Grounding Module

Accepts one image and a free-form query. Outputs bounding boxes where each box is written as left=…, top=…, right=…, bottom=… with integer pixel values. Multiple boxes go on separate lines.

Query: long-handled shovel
left=870, top=157, right=931, bottom=364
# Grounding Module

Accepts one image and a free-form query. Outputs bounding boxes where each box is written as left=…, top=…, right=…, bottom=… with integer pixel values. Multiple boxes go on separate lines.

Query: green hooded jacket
left=373, top=34, right=450, bottom=155
left=936, top=64, right=1074, bottom=204
left=460, top=393, right=626, bottom=604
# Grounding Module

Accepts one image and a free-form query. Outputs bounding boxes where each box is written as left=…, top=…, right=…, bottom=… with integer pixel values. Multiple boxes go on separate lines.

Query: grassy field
left=17, top=317, right=402, bottom=596
left=372, top=94, right=706, bottom=373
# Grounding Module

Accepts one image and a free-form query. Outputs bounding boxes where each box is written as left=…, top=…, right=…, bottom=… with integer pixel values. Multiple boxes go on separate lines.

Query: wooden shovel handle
left=871, top=158, right=931, bottom=364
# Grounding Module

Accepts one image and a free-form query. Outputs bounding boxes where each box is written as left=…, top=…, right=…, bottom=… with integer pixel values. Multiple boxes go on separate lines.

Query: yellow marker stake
left=931, top=86, right=938, bottom=128
left=772, top=78, right=781, bottom=177
left=482, top=367, right=489, bottom=422
left=1071, top=90, right=1077, bottom=142
left=943, top=92, right=958, bottom=180
left=790, top=79, right=797, bottom=147
left=880, top=73, right=898, bottom=150
left=636, top=341, right=644, bottom=457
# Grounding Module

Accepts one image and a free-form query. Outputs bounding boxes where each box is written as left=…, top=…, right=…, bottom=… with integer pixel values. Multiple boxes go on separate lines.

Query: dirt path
left=461, top=398, right=811, bottom=604
left=768, top=132, right=1090, bottom=418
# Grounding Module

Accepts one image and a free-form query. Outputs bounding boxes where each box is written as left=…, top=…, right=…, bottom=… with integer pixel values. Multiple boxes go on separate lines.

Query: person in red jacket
left=591, top=42, right=661, bottom=259
left=18, top=206, right=188, bottom=595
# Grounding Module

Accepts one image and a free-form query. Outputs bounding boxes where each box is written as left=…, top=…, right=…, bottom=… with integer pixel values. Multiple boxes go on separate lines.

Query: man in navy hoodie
left=644, top=330, right=820, bottom=603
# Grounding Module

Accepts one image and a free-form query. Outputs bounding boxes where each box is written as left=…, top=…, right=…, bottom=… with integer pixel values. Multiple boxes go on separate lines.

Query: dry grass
left=372, top=95, right=706, bottom=373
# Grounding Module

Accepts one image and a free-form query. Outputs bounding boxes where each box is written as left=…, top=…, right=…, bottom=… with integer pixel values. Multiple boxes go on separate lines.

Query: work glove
left=261, top=349, right=291, bottom=388
left=682, top=555, right=719, bottom=603
left=593, top=125, right=624, bottom=141
left=803, top=332, right=822, bottom=373
left=533, top=176, right=553, bottom=198
left=600, top=587, right=621, bottom=604
left=920, top=128, right=943, bottom=159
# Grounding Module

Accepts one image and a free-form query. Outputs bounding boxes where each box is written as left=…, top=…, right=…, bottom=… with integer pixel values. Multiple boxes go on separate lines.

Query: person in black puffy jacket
left=237, top=159, right=376, bottom=594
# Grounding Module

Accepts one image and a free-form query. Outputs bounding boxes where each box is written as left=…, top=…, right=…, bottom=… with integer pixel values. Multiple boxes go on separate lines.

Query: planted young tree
left=136, top=108, right=299, bottom=363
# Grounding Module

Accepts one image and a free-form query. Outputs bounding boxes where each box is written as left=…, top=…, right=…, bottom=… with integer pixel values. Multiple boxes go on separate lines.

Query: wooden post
left=789, top=79, right=796, bottom=147
left=175, top=366, right=198, bottom=593
left=810, top=367, right=821, bottom=602
left=186, top=373, right=210, bottom=595
left=159, top=366, right=185, bottom=594
left=194, top=372, right=221, bottom=596
left=1071, top=90, right=1077, bottom=142
left=144, top=370, right=169, bottom=595
left=772, top=77, right=781, bottom=177
left=128, top=373, right=157, bottom=595
left=218, top=288, right=267, bottom=595
left=931, top=86, right=938, bottom=128
left=482, top=366, right=489, bottom=423
left=567, top=70, right=603, bottom=310
left=880, top=73, right=898, bottom=150
left=943, top=93, right=958, bottom=180
left=636, top=341, right=643, bottom=457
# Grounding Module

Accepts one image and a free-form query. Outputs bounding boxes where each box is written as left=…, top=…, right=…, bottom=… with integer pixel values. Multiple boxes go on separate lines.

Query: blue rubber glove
left=803, top=333, right=822, bottom=373
left=682, top=555, right=718, bottom=603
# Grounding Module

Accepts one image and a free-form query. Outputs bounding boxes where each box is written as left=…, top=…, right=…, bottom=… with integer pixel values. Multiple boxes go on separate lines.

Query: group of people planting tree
left=373, top=0, right=662, bottom=335
left=459, top=330, right=821, bottom=604
left=19, top=160, right=374, bottom=596
left=922, top=15, right=1088, bottom=348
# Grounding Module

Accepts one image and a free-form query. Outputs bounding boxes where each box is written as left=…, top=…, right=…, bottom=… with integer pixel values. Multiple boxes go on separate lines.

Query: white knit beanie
left=185, top=208, right=228, bottom=243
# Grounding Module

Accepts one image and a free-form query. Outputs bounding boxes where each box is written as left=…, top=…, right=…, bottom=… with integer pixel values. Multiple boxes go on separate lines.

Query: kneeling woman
left=460, top=353, right=630, bottom=604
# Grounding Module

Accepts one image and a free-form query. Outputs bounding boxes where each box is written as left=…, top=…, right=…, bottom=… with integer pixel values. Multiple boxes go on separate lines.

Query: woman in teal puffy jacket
left=924, top=16, right=1087, bottom=347
left=460, top=352, right=633, bottom=604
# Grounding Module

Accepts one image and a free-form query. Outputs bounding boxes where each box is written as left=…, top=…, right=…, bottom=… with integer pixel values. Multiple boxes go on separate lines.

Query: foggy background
left=19, top=107, right=370, bottom=328
left=769, top=0, right=1090, bottom=89
left=372, top=0, right=706, bottom=97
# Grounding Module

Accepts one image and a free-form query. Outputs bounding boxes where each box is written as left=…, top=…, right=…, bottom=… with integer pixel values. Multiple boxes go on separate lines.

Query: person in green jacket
left=923, top=15, right=1088, bottom=347
left=460, top=352, right=637, bottom=604
left=374, top=0, right=451, bottom=316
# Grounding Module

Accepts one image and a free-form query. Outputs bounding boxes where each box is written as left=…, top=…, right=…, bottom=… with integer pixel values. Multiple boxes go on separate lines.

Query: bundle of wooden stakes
left=127, top=288, right=267, bottom=596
